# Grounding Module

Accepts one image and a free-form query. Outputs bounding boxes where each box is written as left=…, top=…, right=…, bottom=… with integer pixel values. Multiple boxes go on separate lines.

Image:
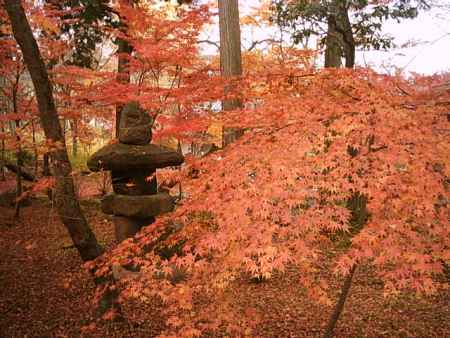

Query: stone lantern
left=87, top=102, right=184, bottom=242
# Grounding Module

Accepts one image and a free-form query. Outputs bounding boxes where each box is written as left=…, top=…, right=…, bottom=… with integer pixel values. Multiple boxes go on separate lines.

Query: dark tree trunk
left=14, top=121, right=23, bottom=219
left=12, top=70, right=23, bottom=218
left=4, top=0, right=103, bottom=262
left=43, top=152, right=51, bottom=176
left=339, top=4, right=355, bottom=68
left=324, top=1, right=355, bottom=69
left=0, top=79, right=5, bottom=181
left=324, top=13, right=342, bottom=68
left=70, top=119, right=78, bottom=158
left=219, top=0, right=243, bottom=111
left=31, top=119, right=38, bottom=177
left=323, top=192, right=367, bottom=337
left=323, top=265, right=357, bottom=338
left=0, top=119, right=5, bottom=181
left=14, top=149, right=23, bottom=218
left=43, top=152, right=52, bottom=201
left=115, top=38, right=132, bottom=137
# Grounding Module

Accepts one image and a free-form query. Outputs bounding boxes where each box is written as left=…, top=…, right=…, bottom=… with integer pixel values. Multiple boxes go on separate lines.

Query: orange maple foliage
left=93, top=44, right=449, bottom=336
left=62, top=0, right=226, bottom=141
left=0, top=0, right=86, bottom=195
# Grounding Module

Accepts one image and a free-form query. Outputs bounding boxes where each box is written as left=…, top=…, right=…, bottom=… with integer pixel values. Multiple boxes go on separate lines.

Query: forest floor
left=0, top=176, right=449, bottom=338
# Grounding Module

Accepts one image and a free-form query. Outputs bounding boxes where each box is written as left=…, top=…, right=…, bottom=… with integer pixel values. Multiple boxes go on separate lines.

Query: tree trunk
left=14, top=121, right=23, bottom=219
left=14, top=149, right=23, bottom=218
left=325, top=2, right=355, bottom=69
left=323, top=265, right=357, bottom=338
left=0, top=76, right=5, bottom=181
left=115, top=38, right=132, bottom=137
left=12, top=71, right=23, bottom=218
left=70, top=118, right=78, bottom=159
left=323, top=192, right=367, bottom=337
left=1, top=116, right=5, bottom=181
left=31, top=119, right=38, bottom=177
left=337, top=3, right=355, bottom=68
left=324, top=1, right=342, bottom=68
left=4, top=0, right=103, bottom=262
left=218, top=0, right=243, bottom=111
left=43, top=152, right=51, bottom=176
left=43, top=152, right=53, bottom=201
left=324, top=17, right=342, bottom=68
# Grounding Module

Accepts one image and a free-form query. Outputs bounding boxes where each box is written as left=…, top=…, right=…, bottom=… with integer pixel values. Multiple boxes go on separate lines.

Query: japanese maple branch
left=151, top=65, right=182, bottom=128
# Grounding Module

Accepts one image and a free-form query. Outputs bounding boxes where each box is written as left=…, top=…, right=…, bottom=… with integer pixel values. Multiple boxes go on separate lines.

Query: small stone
left=101, top=193, right=175, bottom=218
left=192, top=142, right=218, bottom=157
left=87, top=143, right=184, bottom=172
left=118, top=101, right=153, bottom=145
left=113, top=215, right=155, bottom=242
left=111, top=169, right=157, bottom=195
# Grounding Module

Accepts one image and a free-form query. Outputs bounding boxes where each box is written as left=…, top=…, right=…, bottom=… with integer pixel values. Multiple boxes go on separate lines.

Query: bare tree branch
left=247, top=38, right=282, bottom=51
left=198, top=39, right=220, bottom=49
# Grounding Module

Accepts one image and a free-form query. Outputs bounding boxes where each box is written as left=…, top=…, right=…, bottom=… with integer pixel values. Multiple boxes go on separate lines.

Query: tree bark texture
left=323, top=192, right=367, bottom=337
left=14, top=121, right=23, bottom=219
left=218, top=0, right=243, bottom=111
left=339, top=3, right=355, bottom=68
left=0, top=77, right=6, bottom=180
left=0, top=120, right=5, bottom=181
left=70, top=118, right=78, bottom=158
left=324, top=11, right=342, bottom=68
left=42, top=152, right=53, bottom=201
left=32, top=119, right=38, bottom=176
left=322, top=265, right=357, bottom=338
left=324, top=1, right=355, bottom=69
left=4, top=0, right=103, bottom=261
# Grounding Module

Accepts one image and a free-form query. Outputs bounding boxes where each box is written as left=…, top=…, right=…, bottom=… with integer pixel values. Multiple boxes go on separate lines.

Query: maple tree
left=0, top=1, right=99, bottom=206
left=77, top=0, right=226, bottom=142
left=3, top=0, right=103, bottom=260
left=90, top=40, right=449, bottom=336
left=0, top=29, right=34, bottom=217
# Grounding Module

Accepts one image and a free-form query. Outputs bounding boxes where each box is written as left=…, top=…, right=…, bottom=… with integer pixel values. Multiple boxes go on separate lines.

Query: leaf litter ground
left=0, top=196, right=448, bottom=338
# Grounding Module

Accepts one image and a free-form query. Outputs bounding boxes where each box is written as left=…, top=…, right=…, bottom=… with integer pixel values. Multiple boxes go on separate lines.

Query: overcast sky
left=360, top=6, right=450, bottom=75
left=200, top=1, right=450, bottom=75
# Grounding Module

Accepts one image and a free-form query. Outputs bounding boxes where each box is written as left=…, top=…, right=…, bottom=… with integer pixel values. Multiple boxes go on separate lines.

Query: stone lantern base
left=113, top=216, right=155, bottom=243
